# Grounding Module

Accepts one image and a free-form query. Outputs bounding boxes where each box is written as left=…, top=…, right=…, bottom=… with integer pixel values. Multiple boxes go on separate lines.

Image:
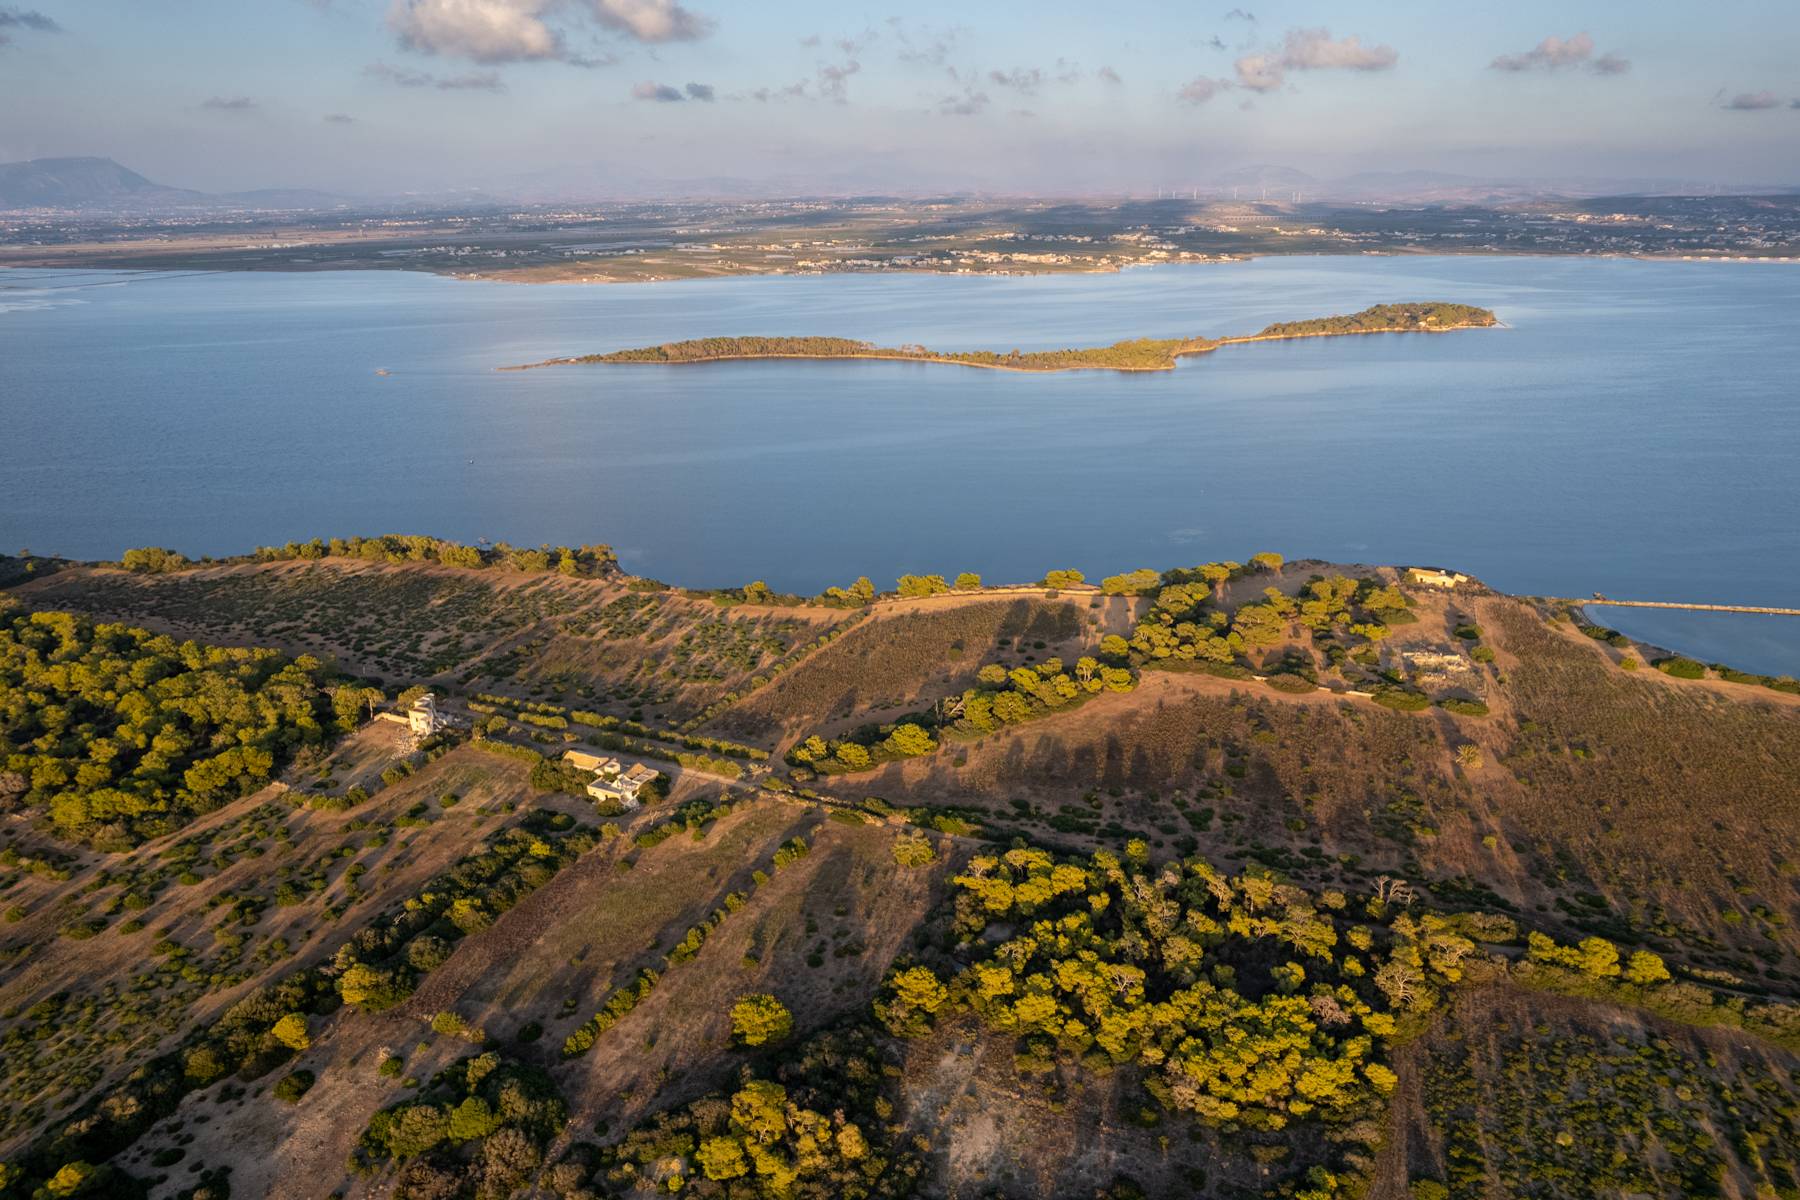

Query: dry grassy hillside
left=801, top=593, right=1800, bottom=981
left=713, top=598, right=1086, bottom=744
left=1375, top=977, right=1800, bottom=1199
left=4, top=554, right=1798, bottom=1200
left=13, top=560, right=854, bottom=722
left=0, top=738, right=559, bottom=1156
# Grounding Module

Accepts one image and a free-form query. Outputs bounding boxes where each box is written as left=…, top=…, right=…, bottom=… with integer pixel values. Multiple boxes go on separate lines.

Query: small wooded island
left=504, top=301, right=1498, bottom=374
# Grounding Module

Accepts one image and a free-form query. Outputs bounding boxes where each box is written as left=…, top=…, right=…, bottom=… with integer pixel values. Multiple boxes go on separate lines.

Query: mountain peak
left=0, top=156, right=172, bottom=208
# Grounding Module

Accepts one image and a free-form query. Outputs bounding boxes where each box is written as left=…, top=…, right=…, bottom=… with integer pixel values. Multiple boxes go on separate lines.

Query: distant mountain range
left=0, top=156, right=352, bottom=212
left=0, top=157, right=173, bottom=207
left=3, top=155, right=1793, bottom=214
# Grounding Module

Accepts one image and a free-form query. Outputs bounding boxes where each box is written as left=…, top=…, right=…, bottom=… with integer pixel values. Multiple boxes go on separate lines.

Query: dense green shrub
left=728, top=994, right=793, bottom=1047
left=892, top=835, right=937, bottom=867
left=0, top=607, right=338, bottom=848
left=272, top=1070, right=315, bottom=1103
left=356, top=1051, right=566, bottom=1187
left=1371, top=687, right=1431, bottom=711
left=1437, top=698, right=1491, bottom=716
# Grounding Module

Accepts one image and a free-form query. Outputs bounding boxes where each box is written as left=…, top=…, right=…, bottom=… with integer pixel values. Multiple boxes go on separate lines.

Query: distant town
left=5, top=188, right=1798, bottom=284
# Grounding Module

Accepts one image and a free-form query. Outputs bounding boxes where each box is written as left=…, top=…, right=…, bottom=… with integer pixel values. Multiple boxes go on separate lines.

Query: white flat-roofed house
left=584, top=757, right=661, bottom=809
left=1406, top=567, right=1470, bottom=589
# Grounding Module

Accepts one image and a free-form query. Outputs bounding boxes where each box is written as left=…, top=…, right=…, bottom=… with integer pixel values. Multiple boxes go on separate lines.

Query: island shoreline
left=499, top=307, right=1499, bottom=376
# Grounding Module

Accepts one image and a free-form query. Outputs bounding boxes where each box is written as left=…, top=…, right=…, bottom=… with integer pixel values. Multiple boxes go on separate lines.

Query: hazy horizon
left=2, top=1, right=1798, bottom=197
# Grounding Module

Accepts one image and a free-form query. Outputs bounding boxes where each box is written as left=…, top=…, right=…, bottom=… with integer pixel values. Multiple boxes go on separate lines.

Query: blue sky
left=2, top=0, right=1797, bottom=194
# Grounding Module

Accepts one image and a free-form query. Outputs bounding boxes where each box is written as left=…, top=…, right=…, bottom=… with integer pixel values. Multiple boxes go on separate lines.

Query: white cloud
left=389, top=0, right=561, bottom=63
left=1233, top=53, right=1282, bottom=92
left=1177, top=77, right=1224, bottom=104
left=1278, top=28, right=1396, bottom=72
left=585, top=0, right=709, bottom=43
left=1491, top=32, right=1629, bottom=76
left=1231, top=27, right=1395, bottom=93
left=387, top=0, right=708, bottom=64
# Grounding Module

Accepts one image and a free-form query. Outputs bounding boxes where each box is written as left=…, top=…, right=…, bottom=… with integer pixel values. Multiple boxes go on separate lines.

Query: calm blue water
left=3, top=258, right=1797, bottom=674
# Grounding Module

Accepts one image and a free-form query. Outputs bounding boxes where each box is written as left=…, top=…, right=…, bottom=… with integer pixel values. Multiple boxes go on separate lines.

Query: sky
left=1, top=0, right=1797, bottom=196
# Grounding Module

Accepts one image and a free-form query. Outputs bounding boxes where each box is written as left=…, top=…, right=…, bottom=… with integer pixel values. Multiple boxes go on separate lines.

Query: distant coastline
left=501, top=302, right=1499, bottom=375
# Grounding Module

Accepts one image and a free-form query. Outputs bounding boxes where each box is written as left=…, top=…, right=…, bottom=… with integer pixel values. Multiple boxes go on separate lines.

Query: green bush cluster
left=561, top=969, right=661, bottom=1057
left=1131, top=571, right=1407, bottom=669
left=1710, top=664, right=1800, bottom=694
left=334, top=817, right=594, bottom=1014
left=594, top=1026, right=919, bottom=1200
left=1255, top=302, right=1495, bottom=339
left=949, top=655, right=1134, bottom=738
left=355, top=1051, right=566, bottom=1195
left=252, top=534, right=617, bottom=577
left=0, top=606, right=338, bottom=848
left=1436, top=698, right=1490, bottom=717
left=467, top=737, right=543, bottom=766
left=787, top=721, right=938, bottom=775
left=875, top=843, right=1487, bottom=1194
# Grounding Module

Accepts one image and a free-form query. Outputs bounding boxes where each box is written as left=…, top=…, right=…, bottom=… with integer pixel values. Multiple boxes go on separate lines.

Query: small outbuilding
left=562, top=749, right=608, bottom=773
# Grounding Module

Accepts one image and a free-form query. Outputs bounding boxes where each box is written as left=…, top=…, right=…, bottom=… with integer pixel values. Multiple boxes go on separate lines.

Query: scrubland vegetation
left=124, top=535, right=620, bottom=579
left=13, top=555, right=857, bottom=722
left=1250, top=302, right=1496, bottom=340
left=0, top=603, right=338, bottom=848
left=2, top=543, right=1797, bottom=1200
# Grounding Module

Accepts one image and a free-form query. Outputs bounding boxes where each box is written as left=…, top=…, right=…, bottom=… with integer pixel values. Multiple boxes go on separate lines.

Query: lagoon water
left=2, top=257, right=1797, bottom=674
